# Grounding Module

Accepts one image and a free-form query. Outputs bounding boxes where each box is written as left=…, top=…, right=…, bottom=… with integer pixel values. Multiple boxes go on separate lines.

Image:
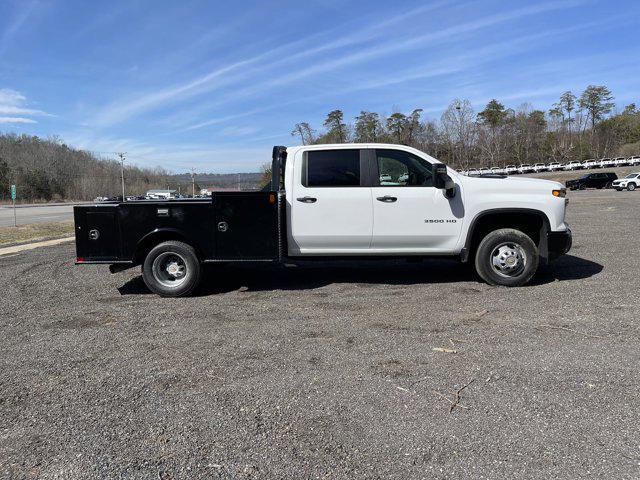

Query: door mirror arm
left=433, top=163, right=456, bottom=198
left=444, top=178, right=456, bottom=199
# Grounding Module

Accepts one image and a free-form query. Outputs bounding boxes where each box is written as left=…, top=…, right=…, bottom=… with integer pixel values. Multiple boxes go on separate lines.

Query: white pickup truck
left=74, top=143, right=572, bottom=296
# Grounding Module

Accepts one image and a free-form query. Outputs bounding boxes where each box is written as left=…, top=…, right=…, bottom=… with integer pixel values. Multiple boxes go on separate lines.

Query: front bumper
left=547, top=227, right=572, bottom=259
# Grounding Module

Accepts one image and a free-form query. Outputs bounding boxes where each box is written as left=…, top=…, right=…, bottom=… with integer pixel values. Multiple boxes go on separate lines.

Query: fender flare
left=461, top=208, right=552, bottom=264
left=134, top=228, right=200, bottom=263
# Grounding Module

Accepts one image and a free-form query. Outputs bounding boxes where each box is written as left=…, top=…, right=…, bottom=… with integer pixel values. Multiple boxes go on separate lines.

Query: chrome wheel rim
left=152, top=252, right=188, bottom=288
left=490, top=242, right=527, bottom=278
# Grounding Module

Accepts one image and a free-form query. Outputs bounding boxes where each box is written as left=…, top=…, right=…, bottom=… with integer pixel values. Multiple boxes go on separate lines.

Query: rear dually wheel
left=142, top=240, right=202, bottom=297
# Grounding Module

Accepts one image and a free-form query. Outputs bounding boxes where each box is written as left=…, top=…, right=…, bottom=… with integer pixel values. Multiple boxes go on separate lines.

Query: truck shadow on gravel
left=117, top=254, right=602, bottom=296
left=531, top=254, right=603, bottom=285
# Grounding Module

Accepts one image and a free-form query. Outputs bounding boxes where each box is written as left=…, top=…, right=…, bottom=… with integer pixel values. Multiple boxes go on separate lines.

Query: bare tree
left=441, top=99, right=476, bottom=169
left=290, top=122, right=316, bottom=145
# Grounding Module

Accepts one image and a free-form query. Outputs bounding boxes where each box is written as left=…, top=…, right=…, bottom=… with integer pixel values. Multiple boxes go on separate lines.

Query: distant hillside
left=170, top=172, right=263, bottom=191
left=0, top=132, right=262, bottom=202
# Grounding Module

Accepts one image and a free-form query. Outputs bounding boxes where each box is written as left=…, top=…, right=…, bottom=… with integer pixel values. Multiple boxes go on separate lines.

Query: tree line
left=0, top=133, right=178, bottom=202
left=291, top=85, right=640, bottom=170
left=2, top=84, right=638, bottom=202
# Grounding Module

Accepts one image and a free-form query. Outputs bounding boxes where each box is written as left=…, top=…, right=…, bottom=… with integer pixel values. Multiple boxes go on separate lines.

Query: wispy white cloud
left=0, top=116, right=36, bottom=124
left=0, top=89, right=25, bottom=104
left=0, top=88, right=50, bottom=123
left=90, top=1, right=457, bottom=127
left=64, top=130, right=269, bottom=171
left=178, top=107, right=271, bottom=132
left=178, top=0, right=589, bottom=131
left=218, top=125, right=260, bottom=137
left=323, top=18, right=611, bottom=97
left=0, top=0, right=38, bottom=57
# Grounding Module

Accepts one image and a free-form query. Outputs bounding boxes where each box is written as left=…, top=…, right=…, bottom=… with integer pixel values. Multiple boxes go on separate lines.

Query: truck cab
left=74, top=143, right=572, bottom=296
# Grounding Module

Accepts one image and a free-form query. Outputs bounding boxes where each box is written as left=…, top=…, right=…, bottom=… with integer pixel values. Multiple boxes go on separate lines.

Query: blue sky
left=0, top=0, right=639, bottom=172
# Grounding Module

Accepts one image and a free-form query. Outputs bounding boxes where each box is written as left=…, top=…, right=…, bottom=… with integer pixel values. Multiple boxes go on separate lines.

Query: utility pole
left=191, top=168, right=196, bottom=197
left=118, top=153, right=126, bottom=201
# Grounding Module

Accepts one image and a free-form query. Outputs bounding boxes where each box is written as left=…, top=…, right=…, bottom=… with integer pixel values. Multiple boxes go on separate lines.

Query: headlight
left=552, top=188, right=566, bottom=198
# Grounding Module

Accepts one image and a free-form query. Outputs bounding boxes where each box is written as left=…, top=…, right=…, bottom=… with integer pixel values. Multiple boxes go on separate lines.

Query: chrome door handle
left=376, top=196, right=397, bottom=202
left=296, top=196, right=317, bottom=203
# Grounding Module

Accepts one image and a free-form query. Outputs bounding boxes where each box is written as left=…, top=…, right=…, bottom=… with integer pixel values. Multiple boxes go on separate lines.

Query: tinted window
left=306, top=150, right=361, bottom=187
left=376, top=149, right=433, bottom=187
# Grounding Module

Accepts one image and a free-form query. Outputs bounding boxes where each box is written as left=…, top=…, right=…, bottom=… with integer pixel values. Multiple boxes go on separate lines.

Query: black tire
left=605, top=182, right=612, bottom=189
left=579, top=184, right=586, bottom=190
left=142, top=240, right=201, bottom=297
left=628, top=183, right=636, bottom=192
left=474, top=228, right=539, bottom=287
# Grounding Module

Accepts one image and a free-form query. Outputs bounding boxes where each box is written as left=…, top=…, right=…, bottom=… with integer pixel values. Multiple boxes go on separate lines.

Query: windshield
left=579, top=174, right=589, bottom=179
left=624, top=174, right=637, bottom=179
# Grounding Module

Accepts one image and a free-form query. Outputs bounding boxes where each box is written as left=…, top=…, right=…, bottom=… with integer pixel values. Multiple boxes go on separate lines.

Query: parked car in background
left=533, top=163, right=548, bottom=173
left=566, top=172, right=618, bottom=190
left=630, top=156, right=640, bottom=166
left=479, top=167, right=491, bottom=175
left=490, top=167, right=504, bottom=175
left=548, top=162, right=562, bottom=171
left=504, top=164, right=518, bottom=175
left=614, top=157, right=629, bottom=167
left=582, top=159, right=599, bottom=169
left=599, top=158, right=615, bottom=168
left=612, top=172, right=640, bottom=191
left=564, top=161, right=583, bottom=171
left=467, top=168, right=479, bottom=176
left=518, top=164, right=534, bottom=174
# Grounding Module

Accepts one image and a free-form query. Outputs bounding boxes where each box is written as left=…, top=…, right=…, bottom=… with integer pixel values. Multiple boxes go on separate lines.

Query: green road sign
left=11, top=184, right=16, bottom=200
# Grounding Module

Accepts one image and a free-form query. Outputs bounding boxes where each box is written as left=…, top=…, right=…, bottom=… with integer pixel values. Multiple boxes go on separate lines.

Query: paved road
left=1, top=190, right=639, bottom=479
left=0, top=204, right=75, bottom=226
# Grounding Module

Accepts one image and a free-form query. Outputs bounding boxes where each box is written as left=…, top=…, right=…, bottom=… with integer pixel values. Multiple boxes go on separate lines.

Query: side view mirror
left=433, top=163, right=456, bottom=198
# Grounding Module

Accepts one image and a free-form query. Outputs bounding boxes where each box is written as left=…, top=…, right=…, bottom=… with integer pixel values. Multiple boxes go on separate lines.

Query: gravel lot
left=1, top=189, right=638, bottom=479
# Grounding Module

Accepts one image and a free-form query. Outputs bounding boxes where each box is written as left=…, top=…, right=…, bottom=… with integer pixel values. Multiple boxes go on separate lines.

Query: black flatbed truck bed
left=74, top=191, right=284, bottom=267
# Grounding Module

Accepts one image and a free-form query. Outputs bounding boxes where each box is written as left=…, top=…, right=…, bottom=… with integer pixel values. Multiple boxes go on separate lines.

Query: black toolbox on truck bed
left=211, top=191, right=282, bottom=261
left=74, top=191, right=283, bottom=264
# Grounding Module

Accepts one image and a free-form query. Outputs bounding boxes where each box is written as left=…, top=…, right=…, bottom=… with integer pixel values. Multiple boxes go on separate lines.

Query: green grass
left=0, top=221, right=74, bottom=247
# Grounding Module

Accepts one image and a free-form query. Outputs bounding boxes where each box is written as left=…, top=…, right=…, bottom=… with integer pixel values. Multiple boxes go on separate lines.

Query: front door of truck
left=289, top=148, right=373, bottom=254
left=370, top=148, right=463, bottom=252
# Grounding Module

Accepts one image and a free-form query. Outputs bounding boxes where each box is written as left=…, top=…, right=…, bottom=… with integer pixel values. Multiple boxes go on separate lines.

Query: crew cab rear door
left=289, top=148, right=373, bottom=254
left=369, top=148, right=463, bottom=252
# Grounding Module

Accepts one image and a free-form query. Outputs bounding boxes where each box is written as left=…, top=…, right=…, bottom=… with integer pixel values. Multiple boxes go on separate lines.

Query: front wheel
left=142, top=241, right=202, bottom=297
left=628, top=183, right=636, bottom=191
left=474, top=229, right=539, bottom=287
